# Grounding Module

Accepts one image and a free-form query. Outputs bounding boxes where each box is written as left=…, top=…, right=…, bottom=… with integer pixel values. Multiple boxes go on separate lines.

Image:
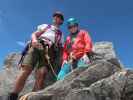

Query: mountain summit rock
left=0, top=41, right=133, bottom=100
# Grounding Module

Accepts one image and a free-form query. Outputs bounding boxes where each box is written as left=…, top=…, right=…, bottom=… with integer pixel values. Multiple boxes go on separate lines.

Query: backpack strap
left=36, top=24, right=51, bottom=38
left=55, top=29, right=62, bottom=47
left=37, top=24, right=62, bottom=47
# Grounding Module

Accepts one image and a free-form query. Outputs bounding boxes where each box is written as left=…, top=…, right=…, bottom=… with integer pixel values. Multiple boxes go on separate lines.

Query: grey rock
left=26, top=60, right=122, bottom=100
left=0, top=41, right=130, bottom=100
left=65, top=70, right=133, bottom=100
left=93, top=41, right=116, bottom=59
left=25, top=69, right=133, bottom=100
left=0, top=53, right=35, bottom=96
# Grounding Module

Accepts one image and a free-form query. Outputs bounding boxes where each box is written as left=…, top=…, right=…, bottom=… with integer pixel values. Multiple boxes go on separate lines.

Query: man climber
left=8, top=12, right=64, bottom=100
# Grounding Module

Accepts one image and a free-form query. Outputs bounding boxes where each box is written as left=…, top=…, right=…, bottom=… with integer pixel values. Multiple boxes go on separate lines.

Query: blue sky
left=0, top=0, right=133, bottom=68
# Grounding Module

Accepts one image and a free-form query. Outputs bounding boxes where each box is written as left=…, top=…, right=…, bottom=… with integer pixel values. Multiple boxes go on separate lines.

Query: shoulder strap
left=55, top=29, right=62, bottom=46
left=36, top=24, right=51, bottom=38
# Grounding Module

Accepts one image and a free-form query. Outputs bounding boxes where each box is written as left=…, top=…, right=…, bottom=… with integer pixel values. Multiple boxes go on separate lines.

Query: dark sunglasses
left=68, top=25, right=77, bottom=29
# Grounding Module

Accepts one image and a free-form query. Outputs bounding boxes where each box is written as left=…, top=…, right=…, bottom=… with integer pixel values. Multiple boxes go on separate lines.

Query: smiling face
left=53, top=16, right=64, bottom=26
left=68, top=25, right=79, bottom=34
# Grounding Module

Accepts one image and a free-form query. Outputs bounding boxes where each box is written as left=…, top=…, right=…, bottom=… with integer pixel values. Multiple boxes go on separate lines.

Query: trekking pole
left=18, top=41, right=31, bottom=68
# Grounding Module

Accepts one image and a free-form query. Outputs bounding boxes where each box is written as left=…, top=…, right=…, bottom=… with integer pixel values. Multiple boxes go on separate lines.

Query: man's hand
left=31, top=40, right=43, bottom=49
left=31, top=31, right=43, bottom=49
left=31, top=39, right=38, bottom=48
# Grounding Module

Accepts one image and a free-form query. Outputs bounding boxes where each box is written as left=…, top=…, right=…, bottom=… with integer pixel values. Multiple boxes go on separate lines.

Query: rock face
left=0, top=41, right=132, bottom=100
left=64, top=70, right=133, bottom=100
left=0, top=53, right=35, bottom=96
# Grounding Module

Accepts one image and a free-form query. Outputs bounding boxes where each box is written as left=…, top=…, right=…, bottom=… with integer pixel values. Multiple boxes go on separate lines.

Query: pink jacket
left=63, top=30, right=93, bottom=62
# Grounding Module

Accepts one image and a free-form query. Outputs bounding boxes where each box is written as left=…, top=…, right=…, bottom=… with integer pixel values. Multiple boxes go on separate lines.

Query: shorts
left=21, top=47, right=54, bottom=70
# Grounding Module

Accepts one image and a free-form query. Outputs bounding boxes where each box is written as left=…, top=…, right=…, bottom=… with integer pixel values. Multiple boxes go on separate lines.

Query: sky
left=0, top=0, right=133, bottom=68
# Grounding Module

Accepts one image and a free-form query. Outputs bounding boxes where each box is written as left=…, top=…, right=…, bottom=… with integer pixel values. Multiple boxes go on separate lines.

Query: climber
left=57, top=18, right=93, bottom=80
left=8, top=11, right=64, bottom=100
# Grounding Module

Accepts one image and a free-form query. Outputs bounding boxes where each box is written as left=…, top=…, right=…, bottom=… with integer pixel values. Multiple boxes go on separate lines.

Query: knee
left=37, top=72, right=45, bottom=79
left=57, top=64, right=71, bottom=80
left=61, top=63, right=71, bottom=73
left=20, top=66, right=32, bottom=76
left=22, top=69, right=32, bottom=75
left=57, top=71, right=65, bottom=80
left=35, top=75, right=45, bottom=85
left=36, top=71, right=46, bottom=81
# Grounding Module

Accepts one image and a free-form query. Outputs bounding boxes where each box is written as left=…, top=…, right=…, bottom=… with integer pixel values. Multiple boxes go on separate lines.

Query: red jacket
left=63, top=30, right=93, bottom=62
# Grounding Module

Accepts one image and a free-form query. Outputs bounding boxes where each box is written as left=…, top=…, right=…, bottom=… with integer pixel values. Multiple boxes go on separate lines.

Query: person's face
left=68, top=25, right=78, bottom=34
left=53, top=16, right=63, bottom=26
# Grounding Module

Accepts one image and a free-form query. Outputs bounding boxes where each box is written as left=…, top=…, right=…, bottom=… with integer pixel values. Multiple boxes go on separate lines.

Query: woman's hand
left=69, top=52, right=76, bottom=60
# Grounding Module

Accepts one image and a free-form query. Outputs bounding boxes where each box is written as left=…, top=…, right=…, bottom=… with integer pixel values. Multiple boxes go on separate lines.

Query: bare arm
left=31, top=30, right=45, bottom=41
left=31, top=31, right=44, bottom=48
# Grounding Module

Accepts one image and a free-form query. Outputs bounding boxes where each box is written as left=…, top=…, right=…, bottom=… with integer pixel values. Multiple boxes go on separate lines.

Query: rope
left=47, top=59, right=58, bottom=78
left=44, top=45, right=58, bottom=79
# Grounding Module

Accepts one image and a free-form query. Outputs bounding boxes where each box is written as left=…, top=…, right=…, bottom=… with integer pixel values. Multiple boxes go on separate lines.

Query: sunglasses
left=68, top=25, right=77, bottom=29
